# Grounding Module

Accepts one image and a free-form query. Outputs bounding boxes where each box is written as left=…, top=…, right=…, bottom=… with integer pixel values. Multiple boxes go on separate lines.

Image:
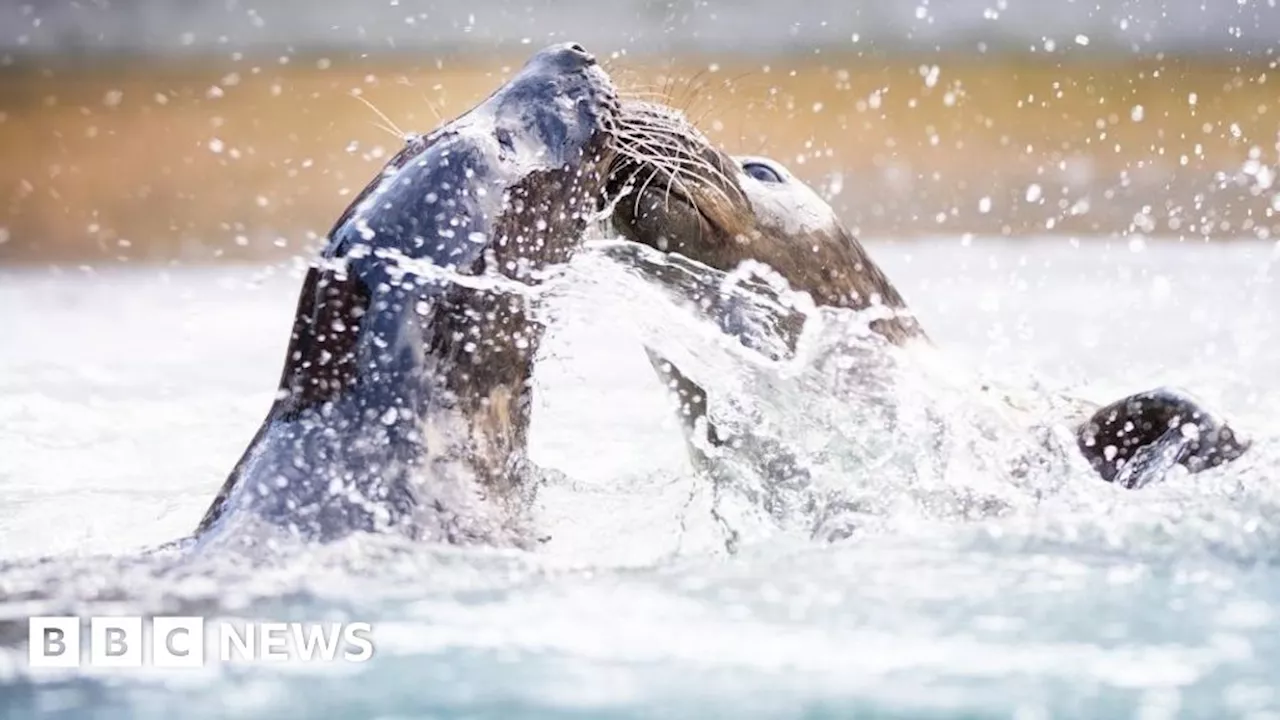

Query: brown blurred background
left=1, top=0, right=1278, bottom=264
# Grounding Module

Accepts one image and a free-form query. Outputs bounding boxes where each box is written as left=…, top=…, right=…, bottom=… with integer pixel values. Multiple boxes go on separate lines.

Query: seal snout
left=528, top=41, right=598, bottom=72
left=560, top=41, right=597, bottom=66
left=566, top=42, right=595, bottom=62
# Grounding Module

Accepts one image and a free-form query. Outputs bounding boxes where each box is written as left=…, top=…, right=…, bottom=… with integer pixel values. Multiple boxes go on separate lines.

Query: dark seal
left=195, top=43, right=618, bottom=547
left=604, top=100, right=1249, bottom=487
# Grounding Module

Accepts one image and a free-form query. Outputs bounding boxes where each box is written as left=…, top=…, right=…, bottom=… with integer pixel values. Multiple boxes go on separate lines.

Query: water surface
left=1, top=237, right=1278, bottom=719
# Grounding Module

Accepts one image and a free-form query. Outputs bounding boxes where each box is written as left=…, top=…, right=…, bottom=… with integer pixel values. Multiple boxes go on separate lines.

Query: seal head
left=607, top=100, right=923, bottom=344
left=197, top=43, right=618, bottom=546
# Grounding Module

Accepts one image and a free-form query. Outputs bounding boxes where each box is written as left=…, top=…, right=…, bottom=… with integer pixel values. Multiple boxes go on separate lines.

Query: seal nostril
left=563, top=42, right=596, bottom=65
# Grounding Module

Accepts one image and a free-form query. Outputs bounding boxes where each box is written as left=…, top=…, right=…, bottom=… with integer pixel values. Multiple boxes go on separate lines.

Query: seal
left=194, top=42, right=618, bottom=547
left=604, top=99, right=1250, bottom=487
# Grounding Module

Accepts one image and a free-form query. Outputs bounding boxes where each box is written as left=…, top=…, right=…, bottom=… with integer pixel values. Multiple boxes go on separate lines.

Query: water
left=2, top=237, right=1280, bottom=718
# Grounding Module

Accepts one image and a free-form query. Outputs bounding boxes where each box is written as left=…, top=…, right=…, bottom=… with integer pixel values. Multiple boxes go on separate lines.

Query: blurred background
left=0, top=0, right=1277, bottom=263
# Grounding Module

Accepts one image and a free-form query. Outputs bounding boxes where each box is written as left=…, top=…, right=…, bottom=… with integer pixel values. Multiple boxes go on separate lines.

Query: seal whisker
left=613, top=138, right=743, bottom=209
left=659, top=70, right=676, bottom=106
left=350, top=92, right=412, bottom=142
left=619, top=131, right=745, bottom=205
left=630, top=164, right=668, bottom=219
left=671, top=68, right=717, bottom=118
left=611, top=100, right=752, bottom=209
left=617, top=91, right=686, bottom=105
left=616, top=148, right=738, bottom=216
left=613, top=141, right=725, bottom=206
left=613, top=129, right=702, bottom=168
left=614, top=132, right=705, bottom=172
left=617, top=138, right=715, bottom=218
left=615, top=122, right=715, bottom=166
left=381, top=73, right=447, bottom=125
left=420, top=95, right=445, bottom=125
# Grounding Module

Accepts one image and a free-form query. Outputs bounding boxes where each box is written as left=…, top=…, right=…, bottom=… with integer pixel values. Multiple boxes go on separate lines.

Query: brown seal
left=194, top=43, right=618, bottom=547
left=609, top=102, right=922, bottom=347
left=604, top=99, right=1249, bottom=487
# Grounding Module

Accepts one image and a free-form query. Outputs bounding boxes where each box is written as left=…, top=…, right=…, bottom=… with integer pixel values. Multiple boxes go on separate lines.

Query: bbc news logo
left=28, top=617, right=375, bottom=668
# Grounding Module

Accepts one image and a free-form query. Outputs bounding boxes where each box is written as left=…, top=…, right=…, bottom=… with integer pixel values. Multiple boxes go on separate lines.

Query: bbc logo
left=29, top=616, right=375, bottom=667
left=29, top=616, right=206, bottom=668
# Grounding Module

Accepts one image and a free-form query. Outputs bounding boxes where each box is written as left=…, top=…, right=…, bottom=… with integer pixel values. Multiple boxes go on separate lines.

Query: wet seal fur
left=604, top=100, right=1250, bottom=488
left=195, top=43, right=617, bottom=547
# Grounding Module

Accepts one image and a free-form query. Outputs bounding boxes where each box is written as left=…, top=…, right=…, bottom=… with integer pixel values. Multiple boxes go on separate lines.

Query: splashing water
left=2, top=237, right=1280, bottom=718
left=556, top=239, right=1122, bottom=546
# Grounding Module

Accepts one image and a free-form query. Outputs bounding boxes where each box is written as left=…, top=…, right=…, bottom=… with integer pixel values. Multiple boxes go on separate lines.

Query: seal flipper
left=645, top=347, right=724, bottom=468
left=1076, top=386, right=1250, bottom=487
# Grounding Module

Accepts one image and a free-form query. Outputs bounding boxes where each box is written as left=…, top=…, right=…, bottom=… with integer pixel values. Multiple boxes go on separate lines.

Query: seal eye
left=743, top=162, right=783, bottom=184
